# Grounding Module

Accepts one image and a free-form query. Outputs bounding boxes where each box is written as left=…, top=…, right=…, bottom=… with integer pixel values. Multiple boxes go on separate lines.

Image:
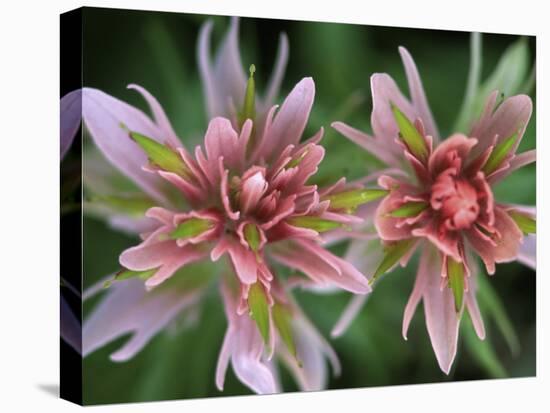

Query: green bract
left=130, top=131, right=191, bottom=178
left=248, top=283, right=270, bottom=345
left=391, top=103, right=429, bottom=162
left=272, top=303, right=298, bottom=360
left=244, top=223, right=261, bottom=252
left=389, top=201, right=428, bottom=218
left=104, top=268, right=157, bottom=288
left=447, top=257, right=465, bottom=313
left=508, top=210, right=536, bottom=234
left=287, top=216, right=343, bottom=233
left=170, top=218, right=214, bottom=240
left=482, top=133, right=518, bottom=176
left=325, top=189, right=388, bottom=211
left=371, top=238, right=415, bottom=283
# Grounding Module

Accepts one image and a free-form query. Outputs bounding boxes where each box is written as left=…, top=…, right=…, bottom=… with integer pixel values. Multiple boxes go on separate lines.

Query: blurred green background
left=77, top=7, right=536, bottom=404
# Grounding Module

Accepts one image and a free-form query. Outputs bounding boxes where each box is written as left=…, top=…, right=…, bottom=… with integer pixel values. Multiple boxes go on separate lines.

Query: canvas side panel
left=60, top=7, right=83, bottom=406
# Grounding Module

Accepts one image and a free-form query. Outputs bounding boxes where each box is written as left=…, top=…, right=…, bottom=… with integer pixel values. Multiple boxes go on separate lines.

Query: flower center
left=430, top=170, right=480, bottom=230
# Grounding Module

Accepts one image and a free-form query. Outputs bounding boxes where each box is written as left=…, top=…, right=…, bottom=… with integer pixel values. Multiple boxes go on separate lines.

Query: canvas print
left=60, top=7, right=536, bottom=405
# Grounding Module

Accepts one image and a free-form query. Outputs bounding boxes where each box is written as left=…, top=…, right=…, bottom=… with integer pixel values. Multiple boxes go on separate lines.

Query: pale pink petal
left=280, top=313, right=340, bottom=391
left=421, top=246, right=460, bottom=374
left=262, top=33, right=289, bottom=109
left=197, top=18, right=247, bottom=119
left=517, top=233, right=536, bottom=270
left=470, top=94, right=533, bottom=160
left=127, top=84, right=182, bottom=148
left=197, top=20, right=219, bottom=118
left=107, top=215, right=158, bottom=235
left=119, top=240, right=206, bottom=288
left=217, top=283, right=277, bottom=394
left=61, top=295, right=81, bottom=353
left=259, top=78, right=315, bottom=161
left=488, top=149, right=536, bottom=184
left=145, top=247, right=206, bottom=288
left=83, top=279, right=202, bottom=361
left=215, top=326, right=235, bottom=391
left=370, top=73, right=416, bottom=161
left=213, top=17, right=247, bottom=114
left=398, top=46, right=440, bottom=141
left=465, top=270, right=486, bottom=340
left=331, top=294, right=368, bottom=338
left=331, top=121, right=402, bottom=167
left=60, top=89, right=81, bottom=159
left=119, top=240, right=179, bottom=271
left=157, top=170, right=205, bottom=204
left=402, top=242, right=430, bottom=339
left=82, top=88, right=170, bottom=203
left=270, top=240, right=370, bottom=294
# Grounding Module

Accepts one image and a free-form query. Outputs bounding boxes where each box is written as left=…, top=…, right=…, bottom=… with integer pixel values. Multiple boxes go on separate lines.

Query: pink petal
left=127, top=84, right=182, bottom=149
left=283, top=143, right=325, bottom=195
left=398, top=46, right=439, bottom=141
left=466, top=206, right=523, bottom=274
left=421, top=246, right=460, bottom=374
left=212, top=237, right=258, bottom=284
left=204, top=117, right=245, bottom=171
left=83, top=279, right=202, bottom=361
left=374, top=185, right=420, bottom=241
left=82, top=88, right=170, bottom=203
left=240, top=170, right=269, bottom=215
left=470, top=94, right=533, bottom=160
left=259, top=78, right=315, bottom=161
left=60, top=89, right=81, bottom=159
left=428, top=133, right=477, bottom=177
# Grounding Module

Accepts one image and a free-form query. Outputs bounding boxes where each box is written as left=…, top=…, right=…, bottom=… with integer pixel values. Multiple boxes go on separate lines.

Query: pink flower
left=74, top=72, right=371, bottom=393
left=332, top=46, right=536, bottom=373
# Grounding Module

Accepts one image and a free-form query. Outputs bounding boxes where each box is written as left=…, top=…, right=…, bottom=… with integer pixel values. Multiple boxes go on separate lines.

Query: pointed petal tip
left=397, top=45, right=410, bottom=55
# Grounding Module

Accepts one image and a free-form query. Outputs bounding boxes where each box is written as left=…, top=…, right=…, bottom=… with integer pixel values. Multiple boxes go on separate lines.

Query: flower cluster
left=333, top=46, right=535, bottom=372
left=60, top=17, right=536, bottom=393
